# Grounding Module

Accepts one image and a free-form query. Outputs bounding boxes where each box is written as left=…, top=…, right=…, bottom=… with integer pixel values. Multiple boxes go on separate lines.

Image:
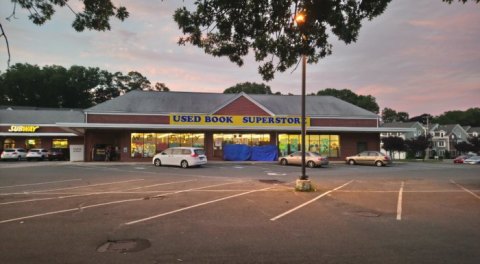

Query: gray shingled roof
left=85, top=90, right=379, bottom=118
left=0, top=108, right=85, bottom=124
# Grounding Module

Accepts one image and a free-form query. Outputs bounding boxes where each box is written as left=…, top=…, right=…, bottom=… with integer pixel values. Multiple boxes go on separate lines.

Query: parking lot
left=0, top=161, right=479, bottom=264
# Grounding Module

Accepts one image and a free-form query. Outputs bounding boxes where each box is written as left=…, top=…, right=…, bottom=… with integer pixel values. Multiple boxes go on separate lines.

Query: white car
left=1, top=148, right=27, bottom=161
left=152, top=147, right=207, bottom=168
left=26, top=148, right=51, bottom=161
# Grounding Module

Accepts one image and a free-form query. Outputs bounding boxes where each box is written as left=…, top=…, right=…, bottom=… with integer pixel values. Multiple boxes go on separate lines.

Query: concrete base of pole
left=295, top=179, right=314, bottom=192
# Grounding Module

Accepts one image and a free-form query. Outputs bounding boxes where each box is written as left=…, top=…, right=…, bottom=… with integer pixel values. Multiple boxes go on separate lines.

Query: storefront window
left=25, top=138, right=41, bottom=149
left=3, top=138, right=15, bottom=149
left=131, top=133, right=205, bottom=158
left=192, top=133, right=204, bottom=148
left=156, top=133, right=169, bottom=152
left=143, top=133, right=156, bottom=157
left=52, top=139, right=68, bottom=149
left=131, top=133, right=144, bottom=158
left=213, top=133, right=271, bottom=149
left=279, top=134, right=341, bottom=158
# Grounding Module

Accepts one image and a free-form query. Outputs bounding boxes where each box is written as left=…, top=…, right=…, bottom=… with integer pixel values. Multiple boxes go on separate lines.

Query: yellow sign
left=8, top=125, right=40, bottom=132
left=170, top=115, right=310, bottom=127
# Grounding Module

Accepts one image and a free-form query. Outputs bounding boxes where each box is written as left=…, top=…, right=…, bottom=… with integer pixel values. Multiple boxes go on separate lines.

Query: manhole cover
left=259, top=179, right=285, bottom=184
left=97, top=239, right=151, bottom=253
left=355, top=211, right=381, bottom=217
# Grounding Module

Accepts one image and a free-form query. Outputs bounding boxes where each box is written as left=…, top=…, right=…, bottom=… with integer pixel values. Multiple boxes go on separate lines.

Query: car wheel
left=180, top=160, right=189, bottom=168
left=280, top=159, right=288, bottom=166
left=348, top=159, right=355, bottom=165
left=375, top=161, right=383, bottom=167
left=307, top=161, right=316, bottom=168
left=154, top=159, right=161, bottom=167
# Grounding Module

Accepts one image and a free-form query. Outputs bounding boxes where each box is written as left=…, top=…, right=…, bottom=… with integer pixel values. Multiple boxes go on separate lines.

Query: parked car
left=1, top=148, right=27, bottom=161
left=152, top=147, right=207, bottom=168
left=26, top=148, right=50, bottom=161
left=48, top=149, right=66, bottom=161
left=453, top=155, right=473, bottom=164
left=279, top=151, right=329, bottom=168
left=346, top=151, right=392, bottom=167
left=463, top=155, right=480, bottom=165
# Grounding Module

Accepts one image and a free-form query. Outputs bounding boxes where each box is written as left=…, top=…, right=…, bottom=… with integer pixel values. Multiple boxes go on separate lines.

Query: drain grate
left=97, top=239, right=151, bottom=253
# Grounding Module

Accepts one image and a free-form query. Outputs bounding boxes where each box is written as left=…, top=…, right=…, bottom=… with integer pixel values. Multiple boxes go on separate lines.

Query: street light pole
left=300, top=53, right=308, bottom=180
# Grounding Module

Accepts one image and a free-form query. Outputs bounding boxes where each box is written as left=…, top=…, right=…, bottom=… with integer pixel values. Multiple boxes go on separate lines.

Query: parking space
left=0, top=162, right=479, bottom=263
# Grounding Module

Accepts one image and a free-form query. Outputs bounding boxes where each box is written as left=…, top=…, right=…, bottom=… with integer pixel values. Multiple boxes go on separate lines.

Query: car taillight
left=191, top=153, right=199, bottom=157
left=383, top=156, right=390, bottom=160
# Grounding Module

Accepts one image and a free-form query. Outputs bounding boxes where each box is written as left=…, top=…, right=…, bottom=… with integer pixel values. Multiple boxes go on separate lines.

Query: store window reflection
left=130, top=133, right=205, bottom=158
left=279, top=134, right=340, bottom=158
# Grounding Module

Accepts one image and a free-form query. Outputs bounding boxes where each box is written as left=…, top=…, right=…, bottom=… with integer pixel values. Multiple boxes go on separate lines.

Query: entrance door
left=357, top=142, right=368, bottom=154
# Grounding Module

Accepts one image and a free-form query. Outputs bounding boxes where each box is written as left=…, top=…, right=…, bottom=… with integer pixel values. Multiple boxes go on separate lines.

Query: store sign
left=8, top=125, right=40, bottom=132
left=170, top=114, right=310, bottom=127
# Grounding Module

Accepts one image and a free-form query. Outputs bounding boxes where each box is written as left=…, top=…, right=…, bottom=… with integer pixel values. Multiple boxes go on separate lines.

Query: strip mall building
left=0, top=91, right=412, bottom=162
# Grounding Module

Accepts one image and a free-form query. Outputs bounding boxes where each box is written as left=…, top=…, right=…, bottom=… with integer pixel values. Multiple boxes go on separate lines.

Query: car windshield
left=309, top=152, right=320, bottom=156
left=4, top=149, right=14, bottom=152
left=194, top=149, right=205, bottom=155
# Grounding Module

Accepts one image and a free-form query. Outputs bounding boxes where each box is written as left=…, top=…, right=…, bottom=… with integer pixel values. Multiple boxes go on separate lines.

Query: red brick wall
left=311, top=118, right=378, bottom=127
left=339, top=133, right=380, bottom=159
left=87, top=114, right=169, bottom=124
left=214, top=97, right=271, bottom=116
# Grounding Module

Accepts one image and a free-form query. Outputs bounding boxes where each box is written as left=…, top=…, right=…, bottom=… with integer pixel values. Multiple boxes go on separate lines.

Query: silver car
left=346, top=151, right=392, bottom=167
left=279, top=151, right=329, bottom=168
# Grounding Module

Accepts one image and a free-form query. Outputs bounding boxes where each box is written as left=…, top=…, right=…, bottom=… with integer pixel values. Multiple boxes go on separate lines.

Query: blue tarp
left=251, top=145, right=278, bottom=161
left=223, top=144, right=278, bottom=161
left=223, top=144, right=251, bottom=161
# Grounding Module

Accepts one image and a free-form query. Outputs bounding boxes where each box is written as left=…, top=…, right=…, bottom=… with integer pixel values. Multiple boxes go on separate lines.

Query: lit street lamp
left=296, top=12, right=308, bottom=181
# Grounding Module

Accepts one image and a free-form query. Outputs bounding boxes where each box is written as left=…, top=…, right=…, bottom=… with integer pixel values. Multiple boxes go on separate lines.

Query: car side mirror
left=161, top=152, right=167, bottom=155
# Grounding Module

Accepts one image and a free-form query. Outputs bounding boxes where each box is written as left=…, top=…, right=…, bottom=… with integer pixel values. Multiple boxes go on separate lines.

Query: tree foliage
left=405, top=135, right=431, bottom=159
left=0, top=63, right=163, bottom=108
left=174, top=0, right=392, bottom=81
left=316, top=88, right=379, bottom=113
left=6, top=0, right=128, bottom=32
left=432, top=108, right=480, bottom=127
left=382, top=136, right=405, bottom=158
left=223, top=82, right=273, bottom=94
left=382, top=107, right=409, bottom=123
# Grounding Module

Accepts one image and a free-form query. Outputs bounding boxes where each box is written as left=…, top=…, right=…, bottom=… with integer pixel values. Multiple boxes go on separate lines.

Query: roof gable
left=212, top=93, right=273, bottom=116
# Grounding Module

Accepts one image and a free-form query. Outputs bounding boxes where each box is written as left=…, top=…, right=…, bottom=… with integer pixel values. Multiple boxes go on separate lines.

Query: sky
left=0, top=0, right=479, bottom=117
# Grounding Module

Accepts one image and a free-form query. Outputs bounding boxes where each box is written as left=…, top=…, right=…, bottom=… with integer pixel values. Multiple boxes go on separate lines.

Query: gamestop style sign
left=170, top=114, right=310, bottom=127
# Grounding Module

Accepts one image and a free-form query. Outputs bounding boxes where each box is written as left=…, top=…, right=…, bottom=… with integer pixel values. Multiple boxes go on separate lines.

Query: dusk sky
left=1, top=0, right=479, bottom=117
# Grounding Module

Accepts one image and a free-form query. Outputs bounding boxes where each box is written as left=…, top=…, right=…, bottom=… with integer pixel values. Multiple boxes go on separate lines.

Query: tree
left=382, top=136, right=405, bottom=159
left=223, top=82, right=273, bottom=94
left=1, top=0, right=129, bottom=66
left=317, top=88, right=379, bottom=113
left=454, top=141, right=474, bottom=154
left=174, top=1, right=393, bottom=81
left=0, top=63, right=159, bottom=108
left=433, top=108, right=480, bottom=127
left=382, top=108, right=396, bottom=122
left=405, top=135, right=431, bottom=159
left=153, top=82, right=170, bottom=92
left=174, top=0, right=478, bottom=81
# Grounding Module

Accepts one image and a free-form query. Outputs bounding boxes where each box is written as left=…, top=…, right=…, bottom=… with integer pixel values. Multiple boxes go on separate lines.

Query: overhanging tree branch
left=0, top=23, right=11, bottom=67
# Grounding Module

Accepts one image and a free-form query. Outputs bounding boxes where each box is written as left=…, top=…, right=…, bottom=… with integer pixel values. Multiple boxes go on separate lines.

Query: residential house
left=380, top=122, right=426, bottom=159
left=430, top=124, right=470, bottom=158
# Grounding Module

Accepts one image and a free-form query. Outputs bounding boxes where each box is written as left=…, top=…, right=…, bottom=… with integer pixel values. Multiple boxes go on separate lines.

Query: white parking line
left=0, top=179, right=144, bottom=195
left=450, top=180, right=480, bottom=200
left=396, top=181, right=405, bottom=221
left=0, top=179, right=82, bottom=189
left=125, top=185, right=275, bottom=225
left=125, top=179, right=196, bottom=191
left=0, top=181, right=243, bottom=224
left=270, top=180, right=354, bottom=221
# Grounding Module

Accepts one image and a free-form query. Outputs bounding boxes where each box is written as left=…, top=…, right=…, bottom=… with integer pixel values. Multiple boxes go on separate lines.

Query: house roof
left=85, top=90, right=379, bottom=118
left=0, top=108, right=85, bottom=124
left=381, top=122, right=422, bottom=128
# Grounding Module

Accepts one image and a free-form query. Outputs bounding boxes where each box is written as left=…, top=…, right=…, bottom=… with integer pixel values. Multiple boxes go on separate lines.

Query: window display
left=52, top=139, right=68, bottom=149
left=130, top=133, right=205, bottom=158
left=25, top=138, right=41, bottom=149
left=279, top=134, right=341, bottom=158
